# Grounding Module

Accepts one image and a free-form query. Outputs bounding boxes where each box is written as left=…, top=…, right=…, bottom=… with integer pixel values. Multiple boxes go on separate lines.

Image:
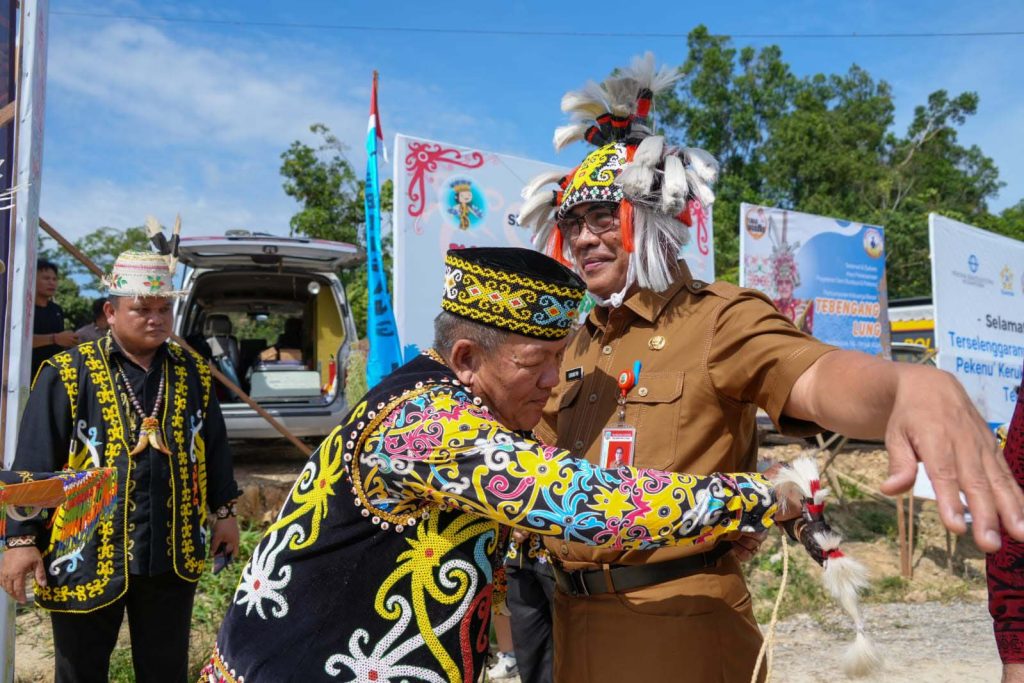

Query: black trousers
left=50, top=572, right=197, bottom=683
left=506, top=561, right=556, bottom=683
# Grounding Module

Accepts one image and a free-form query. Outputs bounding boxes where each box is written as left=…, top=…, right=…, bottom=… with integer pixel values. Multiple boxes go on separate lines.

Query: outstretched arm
left=785, top=349, right=1024, bottom=553
left=358, top=385, right=778, bottom=551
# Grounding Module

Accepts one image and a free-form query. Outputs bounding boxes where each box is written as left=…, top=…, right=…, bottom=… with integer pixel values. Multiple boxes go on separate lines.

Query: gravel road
left=767, top=600, right=1000, bottom=682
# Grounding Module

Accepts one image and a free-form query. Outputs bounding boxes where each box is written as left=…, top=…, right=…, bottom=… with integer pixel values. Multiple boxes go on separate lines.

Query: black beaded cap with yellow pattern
left=441, top=247, right=586, bottom=340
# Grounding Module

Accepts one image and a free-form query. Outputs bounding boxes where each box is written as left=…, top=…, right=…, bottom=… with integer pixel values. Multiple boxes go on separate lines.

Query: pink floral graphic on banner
left=689, top=199, right=710, bottom=256
left=404, top=142, right=485, bottom=218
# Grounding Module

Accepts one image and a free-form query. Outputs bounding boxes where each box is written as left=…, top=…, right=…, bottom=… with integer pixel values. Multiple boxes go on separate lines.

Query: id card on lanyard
left=599, top=362, right=641, bottom=468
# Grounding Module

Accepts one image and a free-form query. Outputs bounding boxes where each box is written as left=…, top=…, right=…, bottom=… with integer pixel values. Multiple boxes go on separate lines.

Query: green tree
left=280, top=123, right=393, bottom=335
left=39, top=226, right=154, bottom=326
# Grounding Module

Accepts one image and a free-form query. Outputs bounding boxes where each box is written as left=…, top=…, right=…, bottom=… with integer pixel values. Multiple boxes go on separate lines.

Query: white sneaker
left=487, top=652, right=519, bottom=680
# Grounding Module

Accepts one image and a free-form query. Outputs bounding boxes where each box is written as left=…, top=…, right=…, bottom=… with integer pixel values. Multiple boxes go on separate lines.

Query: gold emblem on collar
left=648, top=335, right=666, bottom=350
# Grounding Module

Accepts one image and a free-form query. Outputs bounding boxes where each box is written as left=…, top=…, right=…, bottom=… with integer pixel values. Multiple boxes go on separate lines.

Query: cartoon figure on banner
left=446, top=178, right=485, bottom=230
left=769, top=212, right=814, bottom=334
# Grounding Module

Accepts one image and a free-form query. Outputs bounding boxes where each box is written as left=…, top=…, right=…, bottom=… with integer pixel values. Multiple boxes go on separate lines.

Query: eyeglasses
left=555, top=204, right=619, bottom=242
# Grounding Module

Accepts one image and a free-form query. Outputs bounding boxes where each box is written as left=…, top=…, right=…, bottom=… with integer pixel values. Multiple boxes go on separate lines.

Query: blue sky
left=40, top=0, right=1024, bottom=241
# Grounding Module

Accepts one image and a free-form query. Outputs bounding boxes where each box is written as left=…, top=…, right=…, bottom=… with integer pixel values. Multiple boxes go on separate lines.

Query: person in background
left=505, top=531, right=555, bottom=683
left=988, top=369, right=1024, bottom=683
left=31, top=259, right=78, bottom=377
left=75, top=297, right=110, bottom=343
left=487, top=610, right=519, bottom=681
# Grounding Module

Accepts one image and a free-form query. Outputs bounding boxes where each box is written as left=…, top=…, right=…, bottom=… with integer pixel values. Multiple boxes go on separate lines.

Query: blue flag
left=364, top=71, right=402, bottom=386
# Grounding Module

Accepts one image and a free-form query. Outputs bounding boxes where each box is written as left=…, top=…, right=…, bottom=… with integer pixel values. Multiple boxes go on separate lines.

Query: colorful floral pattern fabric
left=202, top=354, right=777, bottom=682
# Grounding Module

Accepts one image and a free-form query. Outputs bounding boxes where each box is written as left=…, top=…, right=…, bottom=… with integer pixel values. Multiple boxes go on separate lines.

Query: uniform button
left=573, top=440, right=584, bottom=450
left=637, top=387, right=648, bottom=397
left=602, top=345, right=613, bottom=355
left=588, top=393, right=598, bottom=403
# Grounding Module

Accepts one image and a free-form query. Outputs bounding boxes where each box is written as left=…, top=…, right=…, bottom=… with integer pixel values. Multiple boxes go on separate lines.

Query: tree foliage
left=660, top=26, right=1019, bottom=298
left=39, top=226, right=151, bottom=327
left=280, top=123, right=393, bottom=335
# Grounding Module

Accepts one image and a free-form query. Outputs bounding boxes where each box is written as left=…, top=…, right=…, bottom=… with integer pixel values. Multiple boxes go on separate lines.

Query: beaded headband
left=441, top=247, right=586, bottom=340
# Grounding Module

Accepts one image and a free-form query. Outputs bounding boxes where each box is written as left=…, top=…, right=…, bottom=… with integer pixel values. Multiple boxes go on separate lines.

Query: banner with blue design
left=739, top=203, right=889, bottom=356
left=364, top=72, right=402, bottom=387
left=930, top=214, right=1024, bottom=430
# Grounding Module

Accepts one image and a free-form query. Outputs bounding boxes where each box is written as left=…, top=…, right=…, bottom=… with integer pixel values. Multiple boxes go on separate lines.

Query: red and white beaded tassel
left=772, top=456, right=883, bottom=678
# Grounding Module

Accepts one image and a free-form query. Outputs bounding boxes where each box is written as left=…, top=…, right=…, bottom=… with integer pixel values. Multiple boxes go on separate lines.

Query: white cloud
left=37, top=14, right=508, bottom=241
left=47, top=20, right=366, bottom=148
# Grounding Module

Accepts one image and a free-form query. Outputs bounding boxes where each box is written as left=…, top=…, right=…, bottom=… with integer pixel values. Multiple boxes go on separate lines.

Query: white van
left=175, top=231, right=362, bottom=439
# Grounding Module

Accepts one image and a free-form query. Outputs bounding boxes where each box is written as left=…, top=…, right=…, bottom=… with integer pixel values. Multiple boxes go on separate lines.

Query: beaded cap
left=103, top=250, right=186, bottom=298
left=441, top=247, right=586, bottom=340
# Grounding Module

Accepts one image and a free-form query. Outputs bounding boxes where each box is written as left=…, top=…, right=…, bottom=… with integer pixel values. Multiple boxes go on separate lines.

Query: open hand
left=882, top=364, right=1024, bottom=553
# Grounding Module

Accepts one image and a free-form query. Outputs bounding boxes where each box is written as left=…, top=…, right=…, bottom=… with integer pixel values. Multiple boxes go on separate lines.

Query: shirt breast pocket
left=555, top=380, right=584, bottom=443
left=624, top=371, right=684, bottom=470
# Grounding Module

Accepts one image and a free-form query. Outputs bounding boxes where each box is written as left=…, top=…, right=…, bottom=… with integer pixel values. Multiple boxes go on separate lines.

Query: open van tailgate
left=178, top=235, right=362, bottom=271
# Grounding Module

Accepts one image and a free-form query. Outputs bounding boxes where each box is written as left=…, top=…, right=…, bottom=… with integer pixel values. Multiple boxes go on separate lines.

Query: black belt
left=551, top=542, right=733, bottom=597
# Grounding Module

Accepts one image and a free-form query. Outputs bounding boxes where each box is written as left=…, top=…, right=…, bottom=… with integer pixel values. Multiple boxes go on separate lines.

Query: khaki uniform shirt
left=536, top=262, right=836, bottom=570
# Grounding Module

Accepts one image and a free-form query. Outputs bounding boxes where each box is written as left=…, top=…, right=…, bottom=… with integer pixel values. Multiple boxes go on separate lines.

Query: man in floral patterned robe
left=202, top=248, right=786, bottom=683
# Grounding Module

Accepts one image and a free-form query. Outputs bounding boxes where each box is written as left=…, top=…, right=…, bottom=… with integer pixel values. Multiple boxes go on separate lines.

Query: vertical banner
left=930, top=214, right=1023, bottom=430
left=1, top=1, right=48, bottom=677
left=392, top=135, right=562, bottom=356
left=363, top=72, right=401, bottom=386
left=0, top=0, right=15, bottom=369
left=739, top=203, right=888, bottom=355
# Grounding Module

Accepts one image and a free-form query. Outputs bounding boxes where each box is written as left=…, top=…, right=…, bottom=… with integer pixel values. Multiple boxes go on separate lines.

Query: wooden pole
left=907, top=494, right=915, bottom=579
left=0, top=99, right=14, bottom=128
left=38, top=218, right=313, bottom=457
left=945, top=528, right=954, bottom=576
left=896, top=494, right=909, bottom=578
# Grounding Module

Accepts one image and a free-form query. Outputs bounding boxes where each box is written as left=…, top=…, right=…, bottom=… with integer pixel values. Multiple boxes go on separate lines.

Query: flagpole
left=363, top=70, right=402, bottom=387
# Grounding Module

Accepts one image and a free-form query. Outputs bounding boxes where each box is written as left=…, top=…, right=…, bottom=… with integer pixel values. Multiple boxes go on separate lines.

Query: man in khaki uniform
left=519, top=53, right=1024, bottom=682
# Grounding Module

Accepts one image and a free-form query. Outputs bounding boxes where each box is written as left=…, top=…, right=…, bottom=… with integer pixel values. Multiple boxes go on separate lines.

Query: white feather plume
left=633, top=135, right=664, bottom=167
left=632, top=204, right=683, bottom=293
left=518, top=190, right=558, bottom=233
left=618, top=136, right=663, bottom=196
left=624, top=51, right=681, bottom=96
left=842, top=632, right=883, bottom=678
left=684, top=168, right=716, bottom=208
left=660, top=155, right=688, bottom=214
left=521, top=170, right=567, bottom=200
left=554, top=123, right=589, bottom=151
left=770, top=456, right=822, bottom=500
left=602, top=76, right=640, bottom=117
left=683, top=147, right=719, bottom=184
left=561, top=80, right=610, bottom=118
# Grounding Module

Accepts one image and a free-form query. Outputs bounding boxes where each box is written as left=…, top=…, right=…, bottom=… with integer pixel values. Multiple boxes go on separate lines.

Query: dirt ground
left=10, top=442, right=1007, bottom=682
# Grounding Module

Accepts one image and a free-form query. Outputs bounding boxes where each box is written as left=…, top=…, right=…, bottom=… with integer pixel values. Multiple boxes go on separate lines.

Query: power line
left=50, top=11, right=1024, bottom=40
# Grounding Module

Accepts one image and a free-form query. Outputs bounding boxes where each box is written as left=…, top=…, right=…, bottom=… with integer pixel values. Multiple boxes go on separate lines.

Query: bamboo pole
left=38, top=218, right=313, bottom=457
left=0, top=100, right=14, bottom=128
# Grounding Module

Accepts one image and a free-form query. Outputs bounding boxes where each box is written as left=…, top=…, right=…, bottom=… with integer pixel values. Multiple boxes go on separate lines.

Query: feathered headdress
left=519, top=52, right=719, bottom=304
